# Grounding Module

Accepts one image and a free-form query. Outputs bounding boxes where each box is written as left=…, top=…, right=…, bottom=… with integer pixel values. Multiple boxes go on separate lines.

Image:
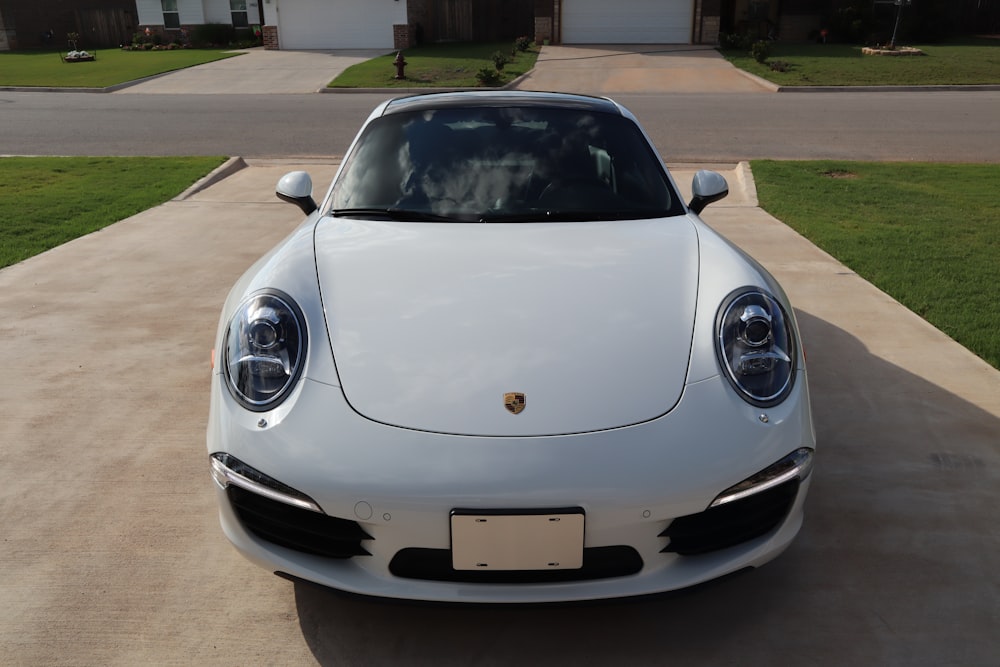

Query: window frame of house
left=230, top=0, right=249, bottom=28
left=161, top=0, right=180, bottom=29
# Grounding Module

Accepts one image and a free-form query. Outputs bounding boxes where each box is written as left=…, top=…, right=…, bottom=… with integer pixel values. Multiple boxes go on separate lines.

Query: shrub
left=718, top=32, right=739, bottom=50
left=514, top=35, right=532, bottom=52
left=718, top=32, right=753, bottom=51
left=490, top=50, right=509, bottom=71
left=750, top=40, right=771, bottom=63
left=191, top=23, right=235, bottom=47
left=769, top=60, right=790, bottom=72
left=475, top=67, right=501, bottom=86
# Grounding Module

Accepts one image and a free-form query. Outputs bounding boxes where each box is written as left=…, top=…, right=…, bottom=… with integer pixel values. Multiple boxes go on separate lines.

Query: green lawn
left=0, top=49, right=241, bottom=88
left=0, top=156, right=226, bottom=268
left=723, top=39, right=1000, bottom=86
left=751, top=160, right=1000, bottom=369
left=329, top=41, right=539, bottom=88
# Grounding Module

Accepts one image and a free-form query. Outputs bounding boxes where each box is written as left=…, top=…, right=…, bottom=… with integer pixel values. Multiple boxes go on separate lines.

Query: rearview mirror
left=688, top=170, right=729, bottom=214
left=276, top=171, right=317, bottom=215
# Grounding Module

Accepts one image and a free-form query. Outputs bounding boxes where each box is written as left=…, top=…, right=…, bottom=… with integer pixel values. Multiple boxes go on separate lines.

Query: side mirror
left=276, top=171, right=317, bottom=215
left=688, top=170, right=729, bottom=214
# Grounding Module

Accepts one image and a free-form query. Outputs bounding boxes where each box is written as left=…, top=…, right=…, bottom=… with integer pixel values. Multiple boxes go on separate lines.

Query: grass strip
left=0, top=156, right=226, bottom=268
left=751, top=160, right=1000, bottom=369
left=329, top=41, right=539, bottom=88
left=723, top=39, right=1000, bottom=86
left=0, top=49, right=241, bottom=88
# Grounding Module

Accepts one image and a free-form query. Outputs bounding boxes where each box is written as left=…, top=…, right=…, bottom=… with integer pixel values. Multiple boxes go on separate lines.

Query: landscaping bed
left=329, top=40, right=539, bottom=88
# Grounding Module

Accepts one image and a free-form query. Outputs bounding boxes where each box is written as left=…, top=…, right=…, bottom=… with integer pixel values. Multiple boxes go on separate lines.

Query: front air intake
left=227, top=486, right=372, bottom=559
left=660, top=479, right=799, bottom=556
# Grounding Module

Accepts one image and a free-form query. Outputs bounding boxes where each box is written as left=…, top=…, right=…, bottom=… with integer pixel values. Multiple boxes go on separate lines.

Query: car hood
left=313, top=216, right=699, bottom=436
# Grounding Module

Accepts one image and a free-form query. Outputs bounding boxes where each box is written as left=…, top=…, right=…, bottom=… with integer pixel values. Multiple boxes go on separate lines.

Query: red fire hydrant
left=393, top=51, right=407, bottom=80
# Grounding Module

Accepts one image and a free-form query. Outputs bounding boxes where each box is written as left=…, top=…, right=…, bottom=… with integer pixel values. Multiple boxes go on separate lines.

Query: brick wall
left=700, top=17, right=720, bottom=44
left=137, top=24, right=165, bottom=41
left=693, top=0, right=722, bottom=44
left=393, top=24, right=412, bottom=50
left=262, top=24, right=278, bottom=49
left=534, top=17, right=552, bottom=44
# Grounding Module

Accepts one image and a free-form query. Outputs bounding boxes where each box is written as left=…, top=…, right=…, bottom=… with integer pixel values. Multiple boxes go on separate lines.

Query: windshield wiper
left=330, top=208, right=475, bottom=223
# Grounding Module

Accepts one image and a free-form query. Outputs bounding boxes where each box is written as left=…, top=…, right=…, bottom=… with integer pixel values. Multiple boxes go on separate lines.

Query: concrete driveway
left=1, top=159, right=997, bottom=664
left=115, top=48, right=385, bottom=94
left=110, top=44, right=770, bottom=96
left=514, top=45, right=774, bottom=94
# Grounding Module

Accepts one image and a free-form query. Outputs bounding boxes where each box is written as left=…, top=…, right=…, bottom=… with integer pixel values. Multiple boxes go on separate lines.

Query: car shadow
left=290, top=309, right=999, bottom=665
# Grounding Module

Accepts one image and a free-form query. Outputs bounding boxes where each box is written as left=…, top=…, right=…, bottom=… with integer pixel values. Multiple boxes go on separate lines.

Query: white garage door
left=562, top=0, right=692, bottom=44
left=277, top=0, right=406, bottom=49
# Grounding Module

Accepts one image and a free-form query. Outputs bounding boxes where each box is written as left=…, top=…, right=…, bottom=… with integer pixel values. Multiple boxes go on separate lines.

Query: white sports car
left=208, top=91, right=815, bottom=603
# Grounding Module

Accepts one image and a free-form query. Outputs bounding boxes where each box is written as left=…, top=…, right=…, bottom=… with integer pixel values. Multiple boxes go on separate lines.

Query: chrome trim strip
left=710, top=449, right=814, bottom=508
left=210, top=456, right=323, bottom=514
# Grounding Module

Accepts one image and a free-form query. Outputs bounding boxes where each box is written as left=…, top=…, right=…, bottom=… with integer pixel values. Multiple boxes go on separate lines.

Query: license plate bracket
left=450, top=508, right=584, bottom=571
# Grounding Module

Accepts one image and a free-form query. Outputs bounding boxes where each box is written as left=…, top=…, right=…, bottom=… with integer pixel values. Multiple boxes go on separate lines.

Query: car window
left=329, top=106, right=683, bottom=221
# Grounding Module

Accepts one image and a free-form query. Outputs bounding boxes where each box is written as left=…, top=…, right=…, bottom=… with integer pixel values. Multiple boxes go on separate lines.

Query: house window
left=161, top=0, right=180, bottom=29
left=230, top=0, right=249, bottom=28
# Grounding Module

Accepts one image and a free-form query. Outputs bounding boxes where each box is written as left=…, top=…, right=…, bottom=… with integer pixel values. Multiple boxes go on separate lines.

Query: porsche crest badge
left=503, top=392, right=526, bottom=415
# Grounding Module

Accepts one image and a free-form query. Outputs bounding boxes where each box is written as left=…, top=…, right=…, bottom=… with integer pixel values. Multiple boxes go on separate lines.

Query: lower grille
left=660, top=479, right=800, bottom=556
left=228, top=486, right=372, bottom=558
left=389, top=546, right=642, bottom=583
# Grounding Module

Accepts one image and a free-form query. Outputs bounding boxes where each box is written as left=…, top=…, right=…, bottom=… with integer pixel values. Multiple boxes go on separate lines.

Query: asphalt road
left=3, top=90, right=999, bottom=162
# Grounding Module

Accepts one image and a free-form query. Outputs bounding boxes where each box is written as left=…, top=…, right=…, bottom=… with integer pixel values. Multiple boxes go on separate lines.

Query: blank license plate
left=451, top=510, right=584, bottom=571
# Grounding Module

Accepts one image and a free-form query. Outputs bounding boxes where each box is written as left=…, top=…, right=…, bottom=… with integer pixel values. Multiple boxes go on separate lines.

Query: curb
left=319, top=70, right=534, bottom=95
left=320, top=86, right=473, bottom=94
left=7, top=76, right=998, bottom=96
left=732, top=68, right=781, bottom=92
left=0, top=69, right=206, bottom=94
left=775, top=83, right=1000, bottom=93
left=173, top=156, right=247, bottom=201
left=734, top=161, right=759, bottom=206
left=728, top=68, right=1000, bottom=93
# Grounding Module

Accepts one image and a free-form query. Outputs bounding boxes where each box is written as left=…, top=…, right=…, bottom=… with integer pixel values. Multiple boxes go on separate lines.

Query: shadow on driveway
left=292, top=309, right=999, bottom=665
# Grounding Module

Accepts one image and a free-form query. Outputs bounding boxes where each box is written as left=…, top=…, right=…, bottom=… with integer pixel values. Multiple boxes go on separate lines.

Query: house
left=0, top=0, right=138, bottom=50
left=135, top=0, right=262, bottom=36
left=136, top=0, right=404, bottom=48
left=132, top=1, right=998, bottom=52
left=134, top=0, right=730, bottom=49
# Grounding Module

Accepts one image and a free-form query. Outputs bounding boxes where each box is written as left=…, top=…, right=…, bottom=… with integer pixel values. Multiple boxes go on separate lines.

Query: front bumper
left=208, top=372, right=815, bottom=603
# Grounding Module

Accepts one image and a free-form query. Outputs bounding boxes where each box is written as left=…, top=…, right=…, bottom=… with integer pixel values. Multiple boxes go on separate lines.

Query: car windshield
left=328, top=105, right=683, bottom=222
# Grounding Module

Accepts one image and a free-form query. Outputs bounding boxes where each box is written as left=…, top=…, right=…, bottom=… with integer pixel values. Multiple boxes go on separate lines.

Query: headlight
left=716, top=289, right=796, bottom=406
left=224, top=290, right=307, bottom=411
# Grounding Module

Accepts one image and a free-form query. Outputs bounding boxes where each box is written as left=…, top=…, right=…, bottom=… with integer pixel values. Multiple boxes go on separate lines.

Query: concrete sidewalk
left=1, top=160, right=997, bottom=664
left=115, top=48, right=385, bottom=94
left=513, top=44, right=774, bottom=94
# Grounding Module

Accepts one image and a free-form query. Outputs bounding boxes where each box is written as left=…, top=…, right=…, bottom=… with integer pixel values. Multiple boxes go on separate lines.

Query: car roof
left=381, top=91, right=623, bottom=117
